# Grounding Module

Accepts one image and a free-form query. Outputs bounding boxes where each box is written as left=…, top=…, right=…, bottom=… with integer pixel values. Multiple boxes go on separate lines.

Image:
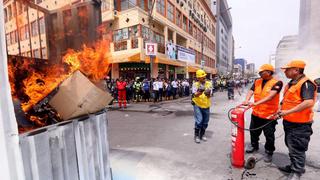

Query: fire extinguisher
left=228, top=105, right=251, bottom=168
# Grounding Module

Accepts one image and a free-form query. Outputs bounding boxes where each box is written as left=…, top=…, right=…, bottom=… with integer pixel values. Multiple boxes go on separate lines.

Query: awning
left=145, top=56, right=186, bottom=67
left=204, top=67, right=217, bottom=74
left=187, top=63, right=201, bottom=73
left=111, top=53, right=141, bottom=63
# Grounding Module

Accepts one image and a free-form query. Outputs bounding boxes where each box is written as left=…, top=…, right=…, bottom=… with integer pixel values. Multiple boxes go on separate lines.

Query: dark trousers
left=249, top=114, right=278, bottom=154
left=159, top=88, right=163, bottom=101
left=283, top=120, right=313, bottom=174
left=153, top=90, right=159, bottom=102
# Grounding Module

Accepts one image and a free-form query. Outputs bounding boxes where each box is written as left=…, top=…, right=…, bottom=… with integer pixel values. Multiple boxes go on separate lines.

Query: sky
left=227, top=0, right=300, bottom=68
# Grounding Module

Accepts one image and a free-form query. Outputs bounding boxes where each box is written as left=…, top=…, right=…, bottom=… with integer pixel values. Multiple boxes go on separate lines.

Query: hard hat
left=196, top=69, right=207, bottom=78
left=281, top=60, right=306, bottom=69
left=258, top=64, right=274, bottom=73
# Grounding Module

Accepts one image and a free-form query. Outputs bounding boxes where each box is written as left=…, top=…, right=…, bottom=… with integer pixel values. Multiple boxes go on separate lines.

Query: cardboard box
left=49, top=71, right=113, bottom=120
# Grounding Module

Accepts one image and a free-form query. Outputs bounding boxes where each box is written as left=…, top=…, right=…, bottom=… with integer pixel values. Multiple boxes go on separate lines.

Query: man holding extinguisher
left=243, top=64, right=283, bottom=162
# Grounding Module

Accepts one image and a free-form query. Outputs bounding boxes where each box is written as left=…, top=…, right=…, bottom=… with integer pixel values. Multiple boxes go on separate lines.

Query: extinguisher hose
left=227, top=108, right=280, bottom=131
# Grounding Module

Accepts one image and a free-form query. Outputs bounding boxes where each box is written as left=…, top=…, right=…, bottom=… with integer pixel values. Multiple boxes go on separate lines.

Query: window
left=121, top=0, right=136, bottom=11
left=33, top=49, right=40, bottom=58
left=113, top=28, right=129, bottom=42
left=41, top=47, right=46, bottom=58
left=148, top=0, right=153, bottom=11
left=25, top=24, right=29, bottom=39
left=4, top=8, right=7, bottom=23
left=6, top=33, right=10, bottom=45
left=175, top=9, right=181, bottom=27
left=139, top=0, right=145, bottom=10
left=114, top=41, right=128, bottom=51
left=188, top=22, right=193, bottom=35
left=182, top=15, right=187, bottom=31
left=39, top=17, right=45, bottom=34
left=31, top=20, right=38, bottom=37
left=129, top=25, right=139, bottom=38
left=8, top=5, right=12, bottom=20
left=20, top=26, right=25, bottom=40
left=12, top=3, right=16, bottom=18
left=17, top=2, right=22, bottom=15
left=156, top=0, right=165, bottom=16
left=167, top=2, right=174, bottom=22
left=101, top=0, right=110, bottom=12
left=36, top=0, right=43, bottom=4
left=78, top=6, right=88, bottom=34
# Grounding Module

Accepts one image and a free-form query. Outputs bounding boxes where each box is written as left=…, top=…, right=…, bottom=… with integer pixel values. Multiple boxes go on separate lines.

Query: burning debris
left=8, top=40, right=111, bottom=133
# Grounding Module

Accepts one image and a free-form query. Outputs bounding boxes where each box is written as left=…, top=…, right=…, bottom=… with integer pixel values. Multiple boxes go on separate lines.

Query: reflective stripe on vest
left=192, top=81, right=212, bottom=108
left=252, top=78, right=280, bottom=119
left=281, top=77, right=317, bottom=123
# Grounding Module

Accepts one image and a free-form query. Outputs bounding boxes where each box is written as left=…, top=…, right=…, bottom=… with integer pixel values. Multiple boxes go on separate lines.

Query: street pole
left=148, top=0, right=156, bottom=79
left=150, top=55, right=154, bottom=78
left=201, top=32, right=204, bottom=69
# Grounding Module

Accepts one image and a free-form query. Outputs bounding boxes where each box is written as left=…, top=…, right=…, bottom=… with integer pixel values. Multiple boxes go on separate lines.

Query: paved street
left=107, top=89, right=320, bottom=180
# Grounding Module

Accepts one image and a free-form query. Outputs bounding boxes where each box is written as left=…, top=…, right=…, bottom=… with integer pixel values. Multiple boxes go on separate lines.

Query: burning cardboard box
left=49, top=70, right=112, bottom=120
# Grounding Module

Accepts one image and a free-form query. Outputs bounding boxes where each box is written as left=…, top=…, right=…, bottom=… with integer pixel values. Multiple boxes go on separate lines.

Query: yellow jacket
left=192, top=81, right=212, bottom=108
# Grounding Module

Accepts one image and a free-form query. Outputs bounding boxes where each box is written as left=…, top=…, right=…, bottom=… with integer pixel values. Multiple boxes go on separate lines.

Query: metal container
left=19, top=110, right=112, bottom=180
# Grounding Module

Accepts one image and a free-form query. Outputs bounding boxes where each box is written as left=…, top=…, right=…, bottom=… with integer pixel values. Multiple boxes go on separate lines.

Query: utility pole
left=148, top=0, right=156, bottom=78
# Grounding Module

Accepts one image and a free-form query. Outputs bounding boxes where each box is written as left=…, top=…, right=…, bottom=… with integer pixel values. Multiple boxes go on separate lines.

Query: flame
left=9, top=40, right=111, bottom=112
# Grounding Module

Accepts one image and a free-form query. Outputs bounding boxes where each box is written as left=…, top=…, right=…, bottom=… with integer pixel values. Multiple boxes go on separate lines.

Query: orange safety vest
left=252, top=78, right=280, bottom=119
left=281, top=76, right=317, bottom=123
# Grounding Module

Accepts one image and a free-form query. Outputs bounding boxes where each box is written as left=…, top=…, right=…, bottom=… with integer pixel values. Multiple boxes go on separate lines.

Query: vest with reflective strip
left=192, top=81, right=212, bottom=109
left=252, top=78, right=280, bottom=119
left=281, top=77, right=317, bottom=123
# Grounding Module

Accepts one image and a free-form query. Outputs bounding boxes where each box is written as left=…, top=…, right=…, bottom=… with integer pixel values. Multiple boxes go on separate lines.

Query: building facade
left=100, top=0, right=217, bottom=80
left=234, top=58, right=247, bottom=76
left=3, top=0, right=101, bottom=61
left=211, top=0, right=233, bottom=75
left=246, top=63, right=255, bottom=77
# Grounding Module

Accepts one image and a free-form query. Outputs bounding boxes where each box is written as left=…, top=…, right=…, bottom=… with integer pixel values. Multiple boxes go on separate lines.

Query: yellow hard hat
left=281, top=60, right=306, bottom=69
left=196, top=69, right=207, bottom=78
left=258, top=64, right=274, bottom=73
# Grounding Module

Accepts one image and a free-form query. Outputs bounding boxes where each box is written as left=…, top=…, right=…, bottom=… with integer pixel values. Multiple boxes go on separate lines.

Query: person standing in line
left=116, top=77, right=127, bottom=109
left=158, top=78, right=164, bottom=101
left=243, top=64, right=283, bottom=163
left=192, top=69, right=213, bottom=144
left=171, top=79, right=178, bottom=99
left=152, top=78, right=159, bottom=103
left=277, top=60, right=317, bottom=180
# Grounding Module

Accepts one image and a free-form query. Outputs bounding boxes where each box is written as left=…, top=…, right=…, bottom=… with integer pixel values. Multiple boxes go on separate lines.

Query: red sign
left=145, top=43, right=157, bottom=56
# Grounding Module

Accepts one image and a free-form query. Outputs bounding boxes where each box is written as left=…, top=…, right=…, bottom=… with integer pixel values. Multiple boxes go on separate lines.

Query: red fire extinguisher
left=229, top=105, right=251, bottom=168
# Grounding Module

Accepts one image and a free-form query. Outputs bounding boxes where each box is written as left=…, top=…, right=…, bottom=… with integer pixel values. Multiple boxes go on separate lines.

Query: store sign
left=145, top=43, right=157, bottom=56
left=177, top=45, right=195, bottom=63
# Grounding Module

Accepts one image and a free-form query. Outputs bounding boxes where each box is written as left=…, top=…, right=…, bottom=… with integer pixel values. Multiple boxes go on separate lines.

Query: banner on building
left=177, top=45, right=195, bottom=63
left=166, top=42, right=177, bottom=59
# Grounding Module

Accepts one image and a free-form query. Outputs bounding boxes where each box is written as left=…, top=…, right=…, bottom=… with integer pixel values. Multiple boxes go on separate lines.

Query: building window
left=33, top=49, right=40, bottom=58
left=78, top=6, right=88, bottom=35
left=114, top=41, right=128, bottom=51
left=142, top=26, right=154, bottom=41
left=12, top=3, right=16, bottom=18
left=36, top=0, right=43, bottom=4
left=41, top=47, right=46, bottom=58
left=156, top=0, right=165, bottom=16
left=113, top=27, right=129, bottom=41
left=131, top=38, right=139, bottom=49
left=25, top=24, right=29, bottom=39
left=121, top=0, right=136, bottom=11
left=101, top=0, right=110, bottom=12
left=6, top=33, right=10, bottom=45
left=31, top=20, right=38, bottom=37
left=182, top=15, right=187, bottom=31
left=39, top=17, right=45, bottom=34
left=175, top=9, right=181, bottom=27
left=19, top=26, right=24, bottom=40
left=193, top=25, right=197, bottom=38
left=4, top=8, right=8, bottom=23
left=148, top=0, right=153, bottom=11
left=167, top=2, right=174, bottom=22
left=138, top=0, right=145, bottom=10
left=17, top=2, right=22, bottom=15
left=129, top=25, right=140, bottom=38
left=188, top=22, right=193, bottom=35
left=8, top=5, right=12, bottom=20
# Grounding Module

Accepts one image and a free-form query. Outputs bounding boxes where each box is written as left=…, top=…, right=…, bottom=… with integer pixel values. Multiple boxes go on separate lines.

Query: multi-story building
left=246, top=63, right=255, bottom=77
left=100, top=0, right=217, bottom=79
left=4, top=0, right=101, bottom=61
left=234, top=58, right=246, bottom=76
left=210, top=0, right=233, bottom=75
left=269, top=54, right=276, bottom=67
left=274, top=35, right=298, bottom=79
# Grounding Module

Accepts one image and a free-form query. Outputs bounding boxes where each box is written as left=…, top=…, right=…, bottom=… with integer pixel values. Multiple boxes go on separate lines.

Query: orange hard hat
left=258, top=64, right=274, bottom=73
left=281, top=60, right=306, bottom=69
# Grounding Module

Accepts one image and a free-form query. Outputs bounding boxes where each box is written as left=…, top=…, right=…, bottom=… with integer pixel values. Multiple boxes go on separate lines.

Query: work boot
left=287, top=172, right=301, bottom=180
left=194, top=128, right=200, bottom=144
left=264, top=154, right=272, bottom=163
left=278, top=165, right=292, bottom=173
left=200, top=128, right=207, bottom=141
left=245, top=145, right=259, bottom=153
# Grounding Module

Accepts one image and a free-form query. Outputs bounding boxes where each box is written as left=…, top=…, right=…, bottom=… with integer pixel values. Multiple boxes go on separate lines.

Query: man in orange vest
left=277, top=60, right=317, bottom=180
left=243, top=64, right=283, bottom=162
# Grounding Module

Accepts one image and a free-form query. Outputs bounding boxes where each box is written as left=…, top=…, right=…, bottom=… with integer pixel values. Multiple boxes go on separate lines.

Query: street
left=108, top=89, right=320, bottom=180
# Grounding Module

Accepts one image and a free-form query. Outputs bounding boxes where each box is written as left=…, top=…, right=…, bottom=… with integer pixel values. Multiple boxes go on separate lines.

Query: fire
left=9, top=40, right=111, bottom=113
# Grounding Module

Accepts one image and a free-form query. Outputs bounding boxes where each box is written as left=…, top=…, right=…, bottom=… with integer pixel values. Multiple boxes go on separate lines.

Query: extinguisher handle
left=236, top=104, right=252, bottom=110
